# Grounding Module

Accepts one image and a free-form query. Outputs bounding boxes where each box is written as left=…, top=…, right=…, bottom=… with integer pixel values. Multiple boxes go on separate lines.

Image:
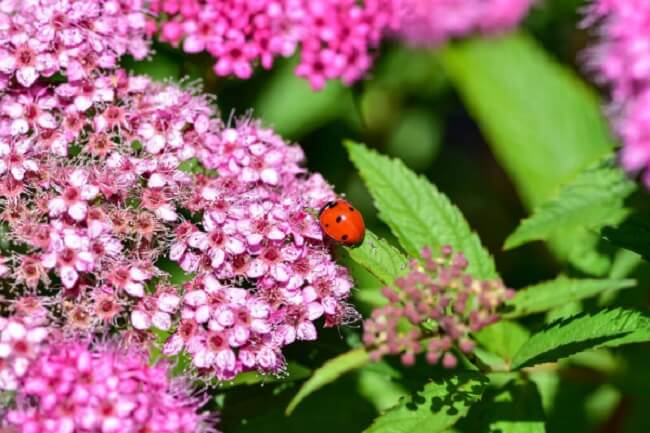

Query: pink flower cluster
left=151, top=0, right=398, bottom=90
left=584, top=0, right=650, bottom=186
left=0, top=0, right=150, bottom=88
left=0, top=69, right=354, bottom=380
left=0, top=0, right=356, bottom=424
left=395, top=0, right=534, bottom=46
left=363, top=246, right=513, bottom=368
left=3, top=338, right=211, bottom=433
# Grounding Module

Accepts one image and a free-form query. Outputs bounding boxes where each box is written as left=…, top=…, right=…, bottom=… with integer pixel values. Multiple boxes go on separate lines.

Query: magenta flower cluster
left=363, top=246, right=513, bottom=368
left=585, top=0, right=650, bottom=186
left=151, top=0, right=398, bottom=90
left=0, top=70, right=353, bottom=381
left=395, top=0, right=534, bottom=46
left=0, top=0, right=357, bottom=427
left=3, top=336, right=211, bottom=433
left=150, top=0, right=533, bottom=89
left=0, top=0, right=150, bottom=88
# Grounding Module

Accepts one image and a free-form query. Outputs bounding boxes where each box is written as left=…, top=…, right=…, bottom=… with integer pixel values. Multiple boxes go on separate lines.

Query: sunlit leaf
left=346, top=141, right=497, bottom=279
left=363, top=372, right=488, bottom=433
left=505, top=160, right=634, bottom=250
left=504, top=277, right=636, bottom=318
left=346, top=230, right=409, bottom=286
left=512, top=308, right=650, bottom=369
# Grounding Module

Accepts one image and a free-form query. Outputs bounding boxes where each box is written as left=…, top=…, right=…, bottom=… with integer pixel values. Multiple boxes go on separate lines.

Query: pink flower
left=131, top=286, right=181, bottom=331
left=4, top=339, right=214, bottom=433
left=48, top=169, right=99, bottom=221
left=0, top=316, right=48, bottom=391
left=1, top=85, right=58, bottom=135
left=0, top=139, right=38, bottom=181
left=106, top=263, right=153, bottom=298
left=40, top=225, right=95, bottom=289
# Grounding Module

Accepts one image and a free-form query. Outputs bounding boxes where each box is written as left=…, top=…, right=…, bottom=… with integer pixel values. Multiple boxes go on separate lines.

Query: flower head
left=0, top=0, right=151, bottom=88
left=0, top=68, right=355, bottom=381
left=3, top=338, right=214, bottom=433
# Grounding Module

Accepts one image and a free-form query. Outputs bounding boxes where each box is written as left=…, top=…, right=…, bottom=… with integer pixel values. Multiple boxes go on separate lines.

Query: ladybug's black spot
left=348, top=206, right=354, bottom=212
left=335, top=215, right=343, bottom=223
left=319, top=201, right=337, bottom=217
left=342, top=234, right=349, bottom=241
left=325, top=224, right=330, bottom=227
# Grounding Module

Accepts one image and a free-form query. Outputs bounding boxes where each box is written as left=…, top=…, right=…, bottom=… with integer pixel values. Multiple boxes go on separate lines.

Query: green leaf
left=602, top=215, right=650, bottom=261
left=363, top=372, right=488, bottom=433
left=457, top=380, right=546, bottom=433
left=357, top=362, right=408, bottom=412
left=286, top=348, right=370, bottom=415
left=511, top=308, right=650, bottom=369
left=441, top=33, right=622, bottom=274
left=474, top=321, right=530, bottom=367
left=346, top=230, right=409, bottom=286
left=504, top=161, right=634, bottom=250
left=504, top=277, right=637, bottom=318
left=441, top=33, right=614, bottom=209
left=345, top=141, right=497, bottom=279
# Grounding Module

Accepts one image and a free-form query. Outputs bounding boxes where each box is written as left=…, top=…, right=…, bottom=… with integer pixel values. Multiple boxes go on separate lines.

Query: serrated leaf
left=504, top=277, right=636, bottom=318
left=345, top=141, right=497, bottom=279
left=474, top=321, right=530, bottom=367
left=346, top=230, right=409, bottom=286
left=441, top=33, right=624, bottom=275
left=456, top=380, right=546, bottom=433
left=602, top=215, right=650, bottom=261
left=363, top=372, right=488, bottom=433
left=286, top=348, right=370, bottom=415
left=504, top=161, right=634, bottom=250
left=511, top=308, right=650, bottom=369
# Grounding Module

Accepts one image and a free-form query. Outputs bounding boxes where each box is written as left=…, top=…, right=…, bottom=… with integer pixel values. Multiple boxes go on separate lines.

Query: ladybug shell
left=318, top=200, right=366, bottom=246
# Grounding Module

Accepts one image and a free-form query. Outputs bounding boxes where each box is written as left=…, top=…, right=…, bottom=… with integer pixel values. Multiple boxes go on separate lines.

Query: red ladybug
left=319, top=199, right=366, bottom=246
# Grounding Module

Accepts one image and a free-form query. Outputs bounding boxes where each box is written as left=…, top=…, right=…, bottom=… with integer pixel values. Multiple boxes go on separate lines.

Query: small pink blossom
left=0, top=316, right=48, bottom=391
left=48, top=169, right=99, bottom=221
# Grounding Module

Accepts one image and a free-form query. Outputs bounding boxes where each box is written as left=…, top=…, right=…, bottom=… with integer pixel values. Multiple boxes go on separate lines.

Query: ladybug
left=319, top=199, right=366, bottom=246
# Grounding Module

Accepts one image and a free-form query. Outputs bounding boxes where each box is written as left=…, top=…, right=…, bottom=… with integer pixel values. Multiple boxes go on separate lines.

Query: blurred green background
left=128, top=1, right=650, bottom=432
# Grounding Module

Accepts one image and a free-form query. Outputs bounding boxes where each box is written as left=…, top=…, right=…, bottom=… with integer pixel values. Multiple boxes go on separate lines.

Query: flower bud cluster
left=363, top=246, right=513, bottom=368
